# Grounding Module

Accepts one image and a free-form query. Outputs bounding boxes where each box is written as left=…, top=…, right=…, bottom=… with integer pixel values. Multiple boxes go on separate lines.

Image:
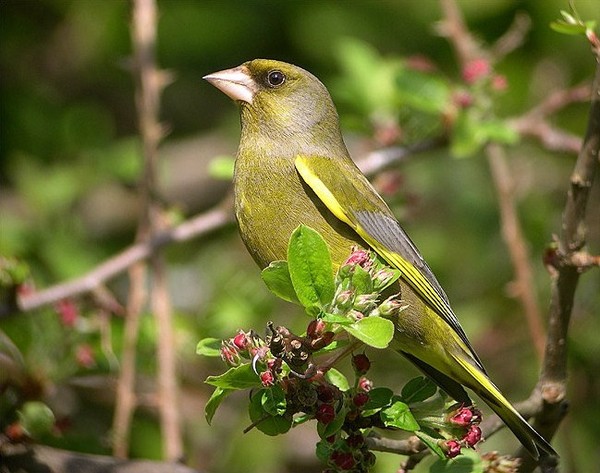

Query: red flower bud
left=330, top=451, right=355, bottom=470
left=449, top=406, right=473, bottom=426
left=443, top=439, right=462, bottom=458
left=233, top=331, right=247, bottom=350
left=462, top=58, right=491, bottom=84
left=353, top=392, right=370, bottom=408
left=315, top=403, right=336, bottom=425
left=463, top=425, right=482, bottom=447
left=351, top=353, right=371, bottom=375
left=317, top=384, right=336, bottom=404
left=260, top=371, right=275, bottom=387
left=56, top=299, right=79, bottom=327
left=307, top=319, right=327, bottom=338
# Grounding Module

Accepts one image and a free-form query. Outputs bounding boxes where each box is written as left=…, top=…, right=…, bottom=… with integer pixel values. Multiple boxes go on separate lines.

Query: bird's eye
left=266, top=70, right=285, bottom=87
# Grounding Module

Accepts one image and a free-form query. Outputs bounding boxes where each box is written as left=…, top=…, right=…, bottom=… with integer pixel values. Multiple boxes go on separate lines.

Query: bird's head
left=204, top=59, right=342, bottom=149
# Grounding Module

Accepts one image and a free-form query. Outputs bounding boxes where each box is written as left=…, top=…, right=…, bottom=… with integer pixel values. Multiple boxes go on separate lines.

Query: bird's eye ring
left=267, top=70, right=286, bottom=87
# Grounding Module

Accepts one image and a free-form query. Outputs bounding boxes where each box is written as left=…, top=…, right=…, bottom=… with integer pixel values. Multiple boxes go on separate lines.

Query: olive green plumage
left=204, top=59, right=556, bottom=460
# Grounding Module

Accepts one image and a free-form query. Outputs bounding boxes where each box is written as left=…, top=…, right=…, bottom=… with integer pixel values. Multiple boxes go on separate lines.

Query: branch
left=491, top=11, right=532, bottom=59
left=17, top=205, right=233, bottom=312
left=1, top=444, right=201, bottom=473
left=518, top=50, right=600, bottom=473
left=511, top=84, right=591, bottom=154
left=486, top=143, right=546, bottom=359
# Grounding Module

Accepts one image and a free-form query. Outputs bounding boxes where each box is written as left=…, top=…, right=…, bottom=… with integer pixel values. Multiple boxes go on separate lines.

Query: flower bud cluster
left=318, top=354, right=382, bottom=472
left=481, top=451, right=521, bottom=473
left=437, top=405, right=484, bottom=458
left=331, top=247, right=405, bottom=324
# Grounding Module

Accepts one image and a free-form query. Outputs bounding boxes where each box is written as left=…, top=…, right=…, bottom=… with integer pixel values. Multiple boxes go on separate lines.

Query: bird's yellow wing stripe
left=294, top=156, right=354, bottom=227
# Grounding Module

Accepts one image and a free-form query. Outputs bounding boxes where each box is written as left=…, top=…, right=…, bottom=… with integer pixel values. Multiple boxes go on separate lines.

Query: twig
left=511, top=84, right=591, bottom=154
left=130, top=0, right=181, bottom=460
left=113, top=261, right=145, bottom=458
left=519, top=50, right=600, bottom=473
left=486, top=143, right=546, bottom=359
left=491, top=12, right=532, bottom=60
left=17, top=206, right=232, bottom=312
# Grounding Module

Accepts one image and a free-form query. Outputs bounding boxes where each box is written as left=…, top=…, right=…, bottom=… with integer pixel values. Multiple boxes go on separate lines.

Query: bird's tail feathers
left=450, top=352, right=557, bottom=460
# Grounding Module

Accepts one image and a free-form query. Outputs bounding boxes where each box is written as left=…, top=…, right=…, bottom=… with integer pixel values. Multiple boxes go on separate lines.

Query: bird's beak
left=203, top=65, right=257, bottom=104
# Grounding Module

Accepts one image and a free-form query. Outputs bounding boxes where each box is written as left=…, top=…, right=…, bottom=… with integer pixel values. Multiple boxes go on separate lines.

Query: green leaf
left=249, top=389, right=292, bottom=436
left=430, top=448, right=483, bottom=472
left=261, top=261, right=299, bottom=303
left=325, top=368, right=350, bottom=392
left=321, top=313, right=353, bottom=325
left=401, top=376, right=438, bottom=403
left=451, top=110, right=485, bottom=158
left=343, top=316, right=394, bottom=349
left=316, top=439, right=333, bottom=462
left=18, top=402, right=55, bottom=439
left=480, top=120, right=519, bottom=145
left=415, top=428, right=446, bottom=459
left=196, top=338, right=222, bottom=357
left=261, top=385, right=287, bottom=416
left=205, top=364, right=261, bottom=390
left=287, top=225, right=335, bottom=312
left=205, top=387, right=232, bottom=424
left=395, top=67, right=450, bottom=114
left=550, top=20, right=587, bottom=35
left=208, top=155, right=235, bottom=180
left=349, top=264, right=373, bottom=294
left=363, top=387, right=394, bottom=411
left=380, top=401, right=420, bottom=431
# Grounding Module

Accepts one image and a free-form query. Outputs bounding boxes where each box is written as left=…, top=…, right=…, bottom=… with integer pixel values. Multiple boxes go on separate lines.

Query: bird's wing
left=295, top=154, right=485, bottom=371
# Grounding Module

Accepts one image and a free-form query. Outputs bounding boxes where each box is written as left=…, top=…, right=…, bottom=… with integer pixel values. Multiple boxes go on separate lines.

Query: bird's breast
left=233, top=152, right=362, bottom=269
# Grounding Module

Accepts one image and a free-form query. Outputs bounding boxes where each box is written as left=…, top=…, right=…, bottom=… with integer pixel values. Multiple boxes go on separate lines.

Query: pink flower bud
left=463, top=425, right=482, bottom=447
left=260, top=371, right=275, bottom=387
left=443, top=439, right=462, bottom=458
left=462, top=58, right=490, bottom=84
left=491, top=74, right=508, bottom=91
left=344, top=248, right=371, bottom=267
left=449, top=406, right=473, bottom=426
left=357, top=376, right=373, bottom=392
left=233, top=331, right=248, bottom=350
left=75, top=344, right=95, bottom=368
left=56, top=299, right=79, bottom=327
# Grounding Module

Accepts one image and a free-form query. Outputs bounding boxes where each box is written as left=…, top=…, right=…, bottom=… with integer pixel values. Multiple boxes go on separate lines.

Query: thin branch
left=17, top=206, right=233, bottom=312
left=113, top=261, right=145, bottom=458
left=491, top=12, right=532, bottom=60
left=486, top=143, right=546, bottom=359
left=130, top=0, right=181, bottom=460
left=518, top=52, right=600, bottom=473
left=511, top=83, right=591, bottom=154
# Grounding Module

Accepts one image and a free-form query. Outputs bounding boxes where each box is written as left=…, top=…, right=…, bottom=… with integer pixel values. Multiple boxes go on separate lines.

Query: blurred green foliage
left=1, top=1, right=599, bottom=472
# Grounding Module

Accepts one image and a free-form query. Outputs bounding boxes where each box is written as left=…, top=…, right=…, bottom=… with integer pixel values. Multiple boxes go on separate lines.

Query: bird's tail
left=450, top=352, right=556, bottom=460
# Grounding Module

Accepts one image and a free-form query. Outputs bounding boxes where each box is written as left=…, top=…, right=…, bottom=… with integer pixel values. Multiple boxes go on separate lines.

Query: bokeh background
left=1, top=1, right=599, bottom=472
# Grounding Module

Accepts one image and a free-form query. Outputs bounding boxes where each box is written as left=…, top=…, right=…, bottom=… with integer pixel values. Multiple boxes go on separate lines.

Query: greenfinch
left=204, top=59, right=556, bottom=460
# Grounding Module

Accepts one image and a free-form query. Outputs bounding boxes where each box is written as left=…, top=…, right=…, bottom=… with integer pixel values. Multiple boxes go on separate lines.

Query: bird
left=204, top=59, right=556, bottom=460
